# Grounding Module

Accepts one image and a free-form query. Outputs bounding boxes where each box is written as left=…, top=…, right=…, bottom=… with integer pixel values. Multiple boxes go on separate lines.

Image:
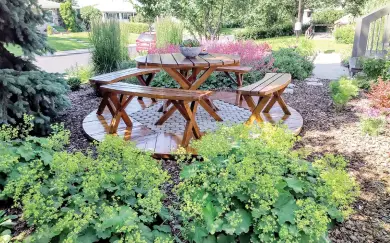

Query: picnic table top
left=135, top=53, right=240, bottom=68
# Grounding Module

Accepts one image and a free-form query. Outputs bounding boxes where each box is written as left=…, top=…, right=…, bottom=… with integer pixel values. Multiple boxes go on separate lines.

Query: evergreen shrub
left=272, top=48, right=314, bottom=80
left=0, top=120, right=172, bottom=243
left=0, top=69, right=70, bottom=135
left=176, top=124, right=359, bottom=243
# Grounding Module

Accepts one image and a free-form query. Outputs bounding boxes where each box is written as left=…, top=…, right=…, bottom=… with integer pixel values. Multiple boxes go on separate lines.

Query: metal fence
left=352, top=5, right=390, bottom=58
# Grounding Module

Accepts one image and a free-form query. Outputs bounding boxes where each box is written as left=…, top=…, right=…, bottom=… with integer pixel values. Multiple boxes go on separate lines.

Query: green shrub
left=334, top=25, right=355, bottom=44
left=120, top=22, right=149, bottom=34
left=296, top=38, right=316, bottom=57
left=176, top=124, right=359, bottom=243
left=80, top=6, right=101, bottom=30
left=272, top=48, right=314, bottom=80
left=0, top=69, right=70, bottom=135
left=90, top=20, right=130, bottom=74
left=59, top=0, right=77, bottom=32
left=312, top=10, right=344, bottom=25
left=156, top=17, right=183, bottom=48
left=47, top=25, right=53, bottom=35
left=354, top=72, right=372, bottom=90
left=330, top=77, right=359, bottom=109
left=0, top=210, right=16, bottom=243
left=65, top=64, right=94, bottom=83
left=67, top=77, right=81, bottom=91
left=360, top=116, right=387, bottom=136
left=236, top=23, right=294, bottom=40
left=0, top=120, right=172, bottom=242
left=361, top=57, right=390, bottom=80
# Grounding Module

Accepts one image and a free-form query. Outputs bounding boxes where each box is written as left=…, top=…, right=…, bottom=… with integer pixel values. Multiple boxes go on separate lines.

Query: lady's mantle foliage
left=176, top=124, right=359, bottom=243
left=0, top=119, right=172, bottom=243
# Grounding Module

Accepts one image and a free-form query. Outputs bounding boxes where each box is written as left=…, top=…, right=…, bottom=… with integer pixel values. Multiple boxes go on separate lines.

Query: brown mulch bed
left=55, top=80, right=390, bottom=242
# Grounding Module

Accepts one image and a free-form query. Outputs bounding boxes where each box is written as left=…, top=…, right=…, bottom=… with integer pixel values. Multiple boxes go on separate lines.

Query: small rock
left=288, top=83, right=296, bottom=88
left=305, top=77, right=320, bottom=82
left=306, top=81, right=323, bottom=86
left=284, top=88, right=294, bottom=94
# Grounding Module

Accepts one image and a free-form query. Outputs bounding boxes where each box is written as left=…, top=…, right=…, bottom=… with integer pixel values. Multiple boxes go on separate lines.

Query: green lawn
left=7, top=32, right=139, bottom=56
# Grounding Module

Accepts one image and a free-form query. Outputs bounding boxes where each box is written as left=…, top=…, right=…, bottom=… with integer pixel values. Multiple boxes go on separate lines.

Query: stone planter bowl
left=179, top=46, right=201, bottom=58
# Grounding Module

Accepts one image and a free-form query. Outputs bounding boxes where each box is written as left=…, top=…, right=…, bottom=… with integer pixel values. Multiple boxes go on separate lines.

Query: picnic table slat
left=146, top=54, right=162, bottom=66
left=171, top=53, right=195, bottom=67
left=160, top=54, right=178, bottom=66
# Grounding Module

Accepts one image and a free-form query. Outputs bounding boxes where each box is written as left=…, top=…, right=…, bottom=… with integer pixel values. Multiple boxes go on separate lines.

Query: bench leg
left=108, top=94, right=134, bottom=134
left=235, top=73, right=244, bottom=106
left=97, top=92, right=115, bottom=116
left=171, top=100, right=201, bottom=147
left=244, top=95, right=271, bottom=125
left=263, top=90, right=291, bottom=115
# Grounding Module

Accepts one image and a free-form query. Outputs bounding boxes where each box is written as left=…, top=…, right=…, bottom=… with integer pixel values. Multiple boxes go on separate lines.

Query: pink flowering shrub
left=148, top=40, right=274, bottom=72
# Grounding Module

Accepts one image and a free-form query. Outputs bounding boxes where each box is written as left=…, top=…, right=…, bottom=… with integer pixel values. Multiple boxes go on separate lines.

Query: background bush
left=120, top=22, right=149, bottom=34
left=67, top=77, right=81, bottom=91
left=156, top=17, right=183, bottom=48
left=236, top=23, right=294, bottom=40
left=330, top=77, right=359, bottom=110
left=271, top=48, right=314, bottom=80
left=90, top=20, right=130, bottom=74
left=295, top=38, right=316, bottom=57
left=176, top=124, right=359, bottom=243
left=312, top=10, right=345, bottom=25
left=0, top=69, right=70, bottom=135
left=0, top=122, right=172, bottom=243
left=59, top=0, right=77, bottom=32
left=361, top=57, right=390, bottom=80
left=66, top=64, right=94, bottom=83
left=334, top=25, right=355, bottom=44
left=80, top=6, right=101, bottom=30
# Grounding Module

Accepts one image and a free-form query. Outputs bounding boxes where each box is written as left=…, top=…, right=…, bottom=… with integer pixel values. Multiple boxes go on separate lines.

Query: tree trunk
left=0, top=44, right=36, bottom=71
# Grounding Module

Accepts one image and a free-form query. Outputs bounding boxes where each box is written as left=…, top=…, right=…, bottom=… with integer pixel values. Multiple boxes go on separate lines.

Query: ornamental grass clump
left=176, top=123, right=359, bottom=243
left=0, top=119, right=172, bottom=242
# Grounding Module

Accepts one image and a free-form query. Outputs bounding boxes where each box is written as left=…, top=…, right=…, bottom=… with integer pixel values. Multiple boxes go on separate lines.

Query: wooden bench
left=89, top=67, right=160, bottom=99
left=238, top=73, right=291, bottom=125
left=98, top=82, right=212, bottom=147
left=215, top=66, right=252, bottom=105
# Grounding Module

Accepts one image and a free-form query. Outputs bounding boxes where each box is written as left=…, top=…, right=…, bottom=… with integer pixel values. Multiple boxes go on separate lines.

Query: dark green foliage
left=67, top=77, right=81, bottom=91
left=312, top=10, right=345, bottom=25
left=59, top=1, right=77, bottom=32
left=236, top=23, right=294, bottom=40
left=120, top=22, right=150, bottom=34
left=150, top=71, right=264, bottom=90
left=272, top=48, right=314, bottom=80
left=0, top=122, right=172, bottom=243
left=0, top=210, right=16, bottom=242
left=361, top=57, right=390, bottom=80
left=80, top=6, right=101, bottom=30
left=330, top=77, right=359, bottom=110
left=0, top=0, right=52, bottom=70
left=0, top=69, right=70, bottom=135
left=334, top=25, right=355, bottom=44
left=176, top=124, right=359, bottom=243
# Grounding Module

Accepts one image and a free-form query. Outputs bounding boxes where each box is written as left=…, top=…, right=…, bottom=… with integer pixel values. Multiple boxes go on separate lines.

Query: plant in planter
left=180, top=39, right=201, bottom=58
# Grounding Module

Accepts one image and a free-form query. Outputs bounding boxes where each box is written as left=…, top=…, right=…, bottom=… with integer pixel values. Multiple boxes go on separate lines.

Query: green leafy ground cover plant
left=0, top=119, right=172, bottom=243
left=360, top=116, right=387, bottom=136
left=0, top=210, right=16, bottom=243
left=176, top=124, right=359, bottom=243
left=330, top=77, right=359, bottom=110
left=0, top=69, right=70, bottom=135
left=271, top=48, right=314, bottom=80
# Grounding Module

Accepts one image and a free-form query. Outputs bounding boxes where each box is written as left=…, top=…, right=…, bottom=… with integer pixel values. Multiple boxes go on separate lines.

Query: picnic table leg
left=137, top=74, right=157, bottom=102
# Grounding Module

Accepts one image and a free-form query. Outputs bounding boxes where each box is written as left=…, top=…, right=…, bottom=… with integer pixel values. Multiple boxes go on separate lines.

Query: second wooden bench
left=98, top=82, right=212, bottom=147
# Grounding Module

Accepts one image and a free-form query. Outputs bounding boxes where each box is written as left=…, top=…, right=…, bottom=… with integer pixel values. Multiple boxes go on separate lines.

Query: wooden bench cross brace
left=136, top=73, right=157, bottom=101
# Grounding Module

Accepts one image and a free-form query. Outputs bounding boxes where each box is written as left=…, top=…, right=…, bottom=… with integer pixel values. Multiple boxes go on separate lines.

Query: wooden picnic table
left=135, top=53, right=240, bottom=125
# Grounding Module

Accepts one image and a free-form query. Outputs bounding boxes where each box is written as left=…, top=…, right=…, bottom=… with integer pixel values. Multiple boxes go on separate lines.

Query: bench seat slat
left=238, top=73, right=291, bottom=96
left=100, top=82, right=211, bottom=101
left=90, top=68, right=160, bottom=84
